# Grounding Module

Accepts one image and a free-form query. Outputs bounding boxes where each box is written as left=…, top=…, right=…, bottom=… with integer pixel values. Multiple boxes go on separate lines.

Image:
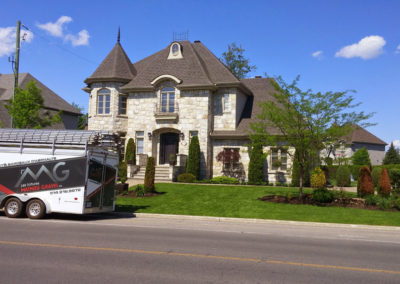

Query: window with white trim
left=97, top=89, right=111, bottom=114
left=136, top=131, right=144, bottom=154
left=118, top=95, right=127, bottom=115
left=161, top=87, right=175, bottom=112
left=271, top=148, right=287, bottom=171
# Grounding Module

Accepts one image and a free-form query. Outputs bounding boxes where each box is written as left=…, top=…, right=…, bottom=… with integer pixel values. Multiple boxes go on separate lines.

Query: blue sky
left=1, top=0, right=399, bottom=148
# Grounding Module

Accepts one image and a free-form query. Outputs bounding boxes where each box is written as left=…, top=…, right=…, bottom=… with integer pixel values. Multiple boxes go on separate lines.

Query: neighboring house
left=322, top=125, right=387, bottom=165
left=0, top=73, right=81, bottom=129
left=84, top=39, right=291, bottom=182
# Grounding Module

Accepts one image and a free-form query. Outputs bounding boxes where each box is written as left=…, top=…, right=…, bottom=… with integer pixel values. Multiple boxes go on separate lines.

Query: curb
left=132, top=213, right=400, bottom=232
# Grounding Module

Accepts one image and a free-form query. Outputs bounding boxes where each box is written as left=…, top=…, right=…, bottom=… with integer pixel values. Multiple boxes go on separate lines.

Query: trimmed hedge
left=357, top=166, right=374, bottom=197
left=378, top=168, right=391, bottom=197
left=177, top=173, right=196, bottom=183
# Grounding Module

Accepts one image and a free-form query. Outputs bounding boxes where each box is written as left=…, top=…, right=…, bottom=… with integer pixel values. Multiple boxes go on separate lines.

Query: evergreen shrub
left=177, top=173, right=196, bottom=183
left=144, top=157, right=156, bottom=192
left=248, top=140, right=265, bottom=184
left=310, top=167, right=326, bottom=189
left=357, top=166, right=374, bottom=197
left=378, top=168, right=391, bottom=197
left=336, top=166, right=351, bottom=187
left=125, top=138, right=136, bottom=164
left=118, top=161, right=127, bottom=184
left=352, top=147, right=371, bottom=166
left=186, top=136, right=200, bottom=179
left=371, top=167, right=381, bottom=188
left=312, top=188, right=334, bottom=203
left=388, top=168, right=400, bottom=190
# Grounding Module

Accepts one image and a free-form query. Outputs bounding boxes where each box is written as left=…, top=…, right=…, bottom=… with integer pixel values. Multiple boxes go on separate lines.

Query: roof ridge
left=188, top=42, right=213, bottom=85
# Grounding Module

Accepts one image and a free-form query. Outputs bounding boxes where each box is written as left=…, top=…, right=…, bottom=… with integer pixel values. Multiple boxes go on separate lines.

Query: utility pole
left=11, top=20, right=21, bottom=128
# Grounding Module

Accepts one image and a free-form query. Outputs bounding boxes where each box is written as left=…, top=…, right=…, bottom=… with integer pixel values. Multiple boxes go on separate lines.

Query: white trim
left=151, top=75, right=182, bottom=85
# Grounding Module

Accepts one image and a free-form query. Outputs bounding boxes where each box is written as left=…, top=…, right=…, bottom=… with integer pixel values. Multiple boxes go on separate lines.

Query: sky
left=1, top=0, right=399, bottom=148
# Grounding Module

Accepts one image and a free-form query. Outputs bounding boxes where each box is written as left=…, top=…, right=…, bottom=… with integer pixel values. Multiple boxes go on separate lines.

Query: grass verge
left=116, top=183, right=400, bottom=226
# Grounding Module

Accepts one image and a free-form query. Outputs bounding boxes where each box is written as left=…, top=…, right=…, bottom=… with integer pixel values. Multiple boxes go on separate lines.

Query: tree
left=378, top=168, right=391, bottom=197
left=71, top=102, right=87, bottom=130
left=125, top=138, right=136, bottom=164
left=248, top=139, right=265, bottom=184
left=221, top=42, right=256, bottom=79
left=144, top=157, right=156, bottom=193
left=5, top=80, right=61, bottom=129
left=216, top=148, right=241, bottom=178
left=352, top=147, right=371, bottom=166
left=186, top=136, right=200, bottom=179
left=336, top=166, right=351, bottom=187
left=251, top=76, right=373, bottom=199
left=357, top=166, right=374, bottom=197
left=383, top=142, right=400, bottom=165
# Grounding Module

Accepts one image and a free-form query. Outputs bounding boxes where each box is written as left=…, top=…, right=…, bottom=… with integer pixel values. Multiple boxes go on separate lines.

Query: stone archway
left=159, top=132, right=179, bottom=164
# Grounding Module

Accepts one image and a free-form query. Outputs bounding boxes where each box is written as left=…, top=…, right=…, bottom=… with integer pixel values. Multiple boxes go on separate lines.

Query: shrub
left=310, top=167, right=326, bottom=189
left=389, top=168, right=400, bottom=190
left=371, top=167, right=381, bottom=188
left=210, top=176, right=239, bottom=184
left=394, top=198, right=400, bottom=210
left=186, top=136, right=201, bottom=179
left=248, top=139, right=265, bottom=184
left=336, top=166, right=351, bottom=187
left=125, top=138, right=136, bottom=164
left=352, top=147, right=371, bottom=166
left=118, top=161, right=127, bottom=184
left=365, top=194, right=379, bottom=206
left=378, top=197, right=392, bottom=210
left=132, top=184, right=145, bottom=197
left=144, top=157, right=156, bottom=193
left=312, top=188, right=334, bottom=203
left=357, top=166, right=374, bottom=197
left=350, top=165, right=362, bottom=181
left=378, top=168, right=391, bottom=197
left=177, top=173, right=196, bottom=183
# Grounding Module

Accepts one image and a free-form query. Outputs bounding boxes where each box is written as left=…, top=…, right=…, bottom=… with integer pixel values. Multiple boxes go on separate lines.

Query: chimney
left=194, top=40, right=201, bottom=43
left=255, top=76, right=262, bottom=78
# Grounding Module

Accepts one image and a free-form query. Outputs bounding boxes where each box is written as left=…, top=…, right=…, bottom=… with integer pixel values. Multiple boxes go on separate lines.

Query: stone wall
left=213, top=88, right=237, bottom=130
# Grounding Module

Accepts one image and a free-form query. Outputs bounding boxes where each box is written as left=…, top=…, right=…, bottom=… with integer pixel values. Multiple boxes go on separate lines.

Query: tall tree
left=251, top=76, right=373, bottom=199
left=71, top=102, right=86, bottom=130
left=221, top=42, right=256, bottom=78
left=5, top=80, right=61, bottom=129
left=383, top=142, right=400, bottom=164
left=186, top=136, right=201, bottom=179
left=248, top=138, right=265, bottom=184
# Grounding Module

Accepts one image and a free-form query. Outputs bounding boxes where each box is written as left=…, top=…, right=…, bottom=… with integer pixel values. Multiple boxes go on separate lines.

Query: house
left=0, top=73, right=81, bottom=129
left=83, top=39, right=291, bottom=182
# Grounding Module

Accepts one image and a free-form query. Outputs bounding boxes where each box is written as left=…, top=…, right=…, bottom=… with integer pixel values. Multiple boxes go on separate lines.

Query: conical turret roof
left=85, top=42, right=136, bottom=84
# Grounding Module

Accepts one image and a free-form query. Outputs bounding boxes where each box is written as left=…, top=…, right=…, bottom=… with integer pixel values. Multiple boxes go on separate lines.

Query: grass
left=116, top=183, right=400, bottom=226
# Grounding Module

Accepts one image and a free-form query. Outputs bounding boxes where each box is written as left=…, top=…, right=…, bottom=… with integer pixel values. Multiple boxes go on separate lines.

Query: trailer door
left=101, top=165, right=116, bottom=208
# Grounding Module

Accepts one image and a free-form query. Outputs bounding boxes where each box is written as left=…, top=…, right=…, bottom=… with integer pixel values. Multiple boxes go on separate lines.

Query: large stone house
left=84, top=39, right=290, bottom=182
left=0, top=73, right=81, bottom=129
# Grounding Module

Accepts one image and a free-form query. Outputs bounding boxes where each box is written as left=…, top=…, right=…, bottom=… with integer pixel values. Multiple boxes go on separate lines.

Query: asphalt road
left=0, top=212, right=400, bottom=283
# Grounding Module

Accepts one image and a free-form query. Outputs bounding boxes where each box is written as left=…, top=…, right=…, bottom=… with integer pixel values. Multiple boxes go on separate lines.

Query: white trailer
left=0, top=129, right=120, bottom=219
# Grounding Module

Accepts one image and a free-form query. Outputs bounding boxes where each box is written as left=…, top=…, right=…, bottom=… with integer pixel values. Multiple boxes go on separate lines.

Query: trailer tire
left=4, top=198, right=24, bottom=218
left=26, top=199, right=46, bottom=219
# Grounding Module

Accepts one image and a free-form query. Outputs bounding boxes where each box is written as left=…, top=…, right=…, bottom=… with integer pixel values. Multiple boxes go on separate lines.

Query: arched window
left=97, top=89, right=110, bottom=114
left=161, top=87, right=175, bottom=113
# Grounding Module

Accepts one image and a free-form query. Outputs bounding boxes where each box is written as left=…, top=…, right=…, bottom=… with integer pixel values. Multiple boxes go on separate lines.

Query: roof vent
left=194, top=40, right=201, bottom=43
left=255, top=76, right=262, bottom=78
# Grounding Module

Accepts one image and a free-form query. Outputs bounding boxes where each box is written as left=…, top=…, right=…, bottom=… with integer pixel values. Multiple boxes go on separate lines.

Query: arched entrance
left=159, top=132, right=179, bottom=164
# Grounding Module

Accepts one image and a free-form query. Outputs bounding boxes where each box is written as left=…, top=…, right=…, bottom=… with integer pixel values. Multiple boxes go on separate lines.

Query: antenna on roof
left=173, top=31, right=189, bottom=41
left=117, top=27, right=120, bottom=43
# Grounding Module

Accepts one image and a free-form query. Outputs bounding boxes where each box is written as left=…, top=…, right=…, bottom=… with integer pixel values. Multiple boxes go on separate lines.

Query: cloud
left=36, top=16, right=72, bottom=37
left=335, top=35, right=386, bottom=60
left=64, top=30, right=90, bottom=46
left=312, top=50, right=323, bottom=59
left=393, top=140, right=400, bottom=149
left=396, top=44, right=400, bottom=54
left=0, top=26, right=34, bottom=57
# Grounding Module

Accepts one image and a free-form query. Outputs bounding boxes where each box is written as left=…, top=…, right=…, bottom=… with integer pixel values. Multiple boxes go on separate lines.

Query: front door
left=160, top=133, right=179, bottom=164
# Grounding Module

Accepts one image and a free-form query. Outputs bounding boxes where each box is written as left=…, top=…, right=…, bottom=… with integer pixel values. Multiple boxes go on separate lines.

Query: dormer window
left=168, top=42, right=183, bottom=59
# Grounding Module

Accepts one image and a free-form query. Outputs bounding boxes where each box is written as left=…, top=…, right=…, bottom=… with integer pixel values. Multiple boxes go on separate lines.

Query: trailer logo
left=15, top=162, right=70, bottom=188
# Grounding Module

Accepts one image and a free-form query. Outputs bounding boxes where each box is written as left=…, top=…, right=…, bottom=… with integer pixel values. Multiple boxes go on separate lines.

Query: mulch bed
left=259, top=194, right=380, bottom=210
left=117, top=191, right=163, bottom=198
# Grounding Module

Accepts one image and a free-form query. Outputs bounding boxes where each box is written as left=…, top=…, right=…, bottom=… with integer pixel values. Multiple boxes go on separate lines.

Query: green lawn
left=116, top=183, right=400, bottom=226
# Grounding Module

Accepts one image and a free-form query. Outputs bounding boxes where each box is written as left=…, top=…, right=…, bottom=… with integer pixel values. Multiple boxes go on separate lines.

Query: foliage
left=310, top=167, right=326, bottom=189
left=394, top=198, right=400, bottom=210
left=125, top=138, right=136, bottom=164
left=352, top=147, right=371, bottom=166
left=144, top=157, right=156, bottom=193
left=251, top=76, right=373, bottom=199
left=5, top=80, right=61, bottom=128
left=248, top=139, right=266, bottom=184
left=383, top=142, right=400, bottom=165
left=220, top=42, right=256, bottom=78
left=312, top=188, right=334, bottom=203
left=336, top=166, right=351, bottom=187
left=291, top=150, right=310, bottom=187
left=389, top=168, right=400, bottom=190
left=216, top=148, right=241, bottom=177
left=118, top=161, right=127, bottom=184
left=71, top=102, right=86, bottom=130
left=210, top=176, right=239, bottom=184
left=378, top=197, right=393, bottom=210
left=378, top=168, right=391, bottom=197
left=133, top=185, right=145, bottom=197
left=371, top=167, right=381, bottom=188
left=351, top=165, right=362, bottom=181
left=177, top=173, right=196, bottom=183
left=357, top=166, right=374, bottom=197
left=186, top=135, right=201, bottom=179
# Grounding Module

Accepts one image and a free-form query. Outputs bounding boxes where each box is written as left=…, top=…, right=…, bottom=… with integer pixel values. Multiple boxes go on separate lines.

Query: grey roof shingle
left=346, top=125, right=387, bottom=146
left=85, top=42, right=136, bottom=84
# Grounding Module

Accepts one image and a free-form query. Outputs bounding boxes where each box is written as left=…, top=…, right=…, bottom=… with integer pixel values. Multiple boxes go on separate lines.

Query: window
left=136, top=131, right=144, bottom=154
left=214, top=94, right=230, bottom=115
left=161, top=87, right=175, bottom=112
left=172, top=43, right=179, bottom=55
left=271, top=148, right=287, bottom=171
left=223, top=94, right=230, bottom=111
left=97, top=89, right=110, bottom=114
left=118, top=95, right=127, bottom=115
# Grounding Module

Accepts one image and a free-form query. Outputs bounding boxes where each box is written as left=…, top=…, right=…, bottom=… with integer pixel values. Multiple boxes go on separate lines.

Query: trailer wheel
left=26, top=199, right=46, bottom=219
left=4, top=198, right=24, bottom=218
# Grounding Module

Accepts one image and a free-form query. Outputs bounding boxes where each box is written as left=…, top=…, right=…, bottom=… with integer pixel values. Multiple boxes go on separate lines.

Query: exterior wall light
left=148, top=132, right=152, bottom=140
left=180, top=132, right=184, bottom=140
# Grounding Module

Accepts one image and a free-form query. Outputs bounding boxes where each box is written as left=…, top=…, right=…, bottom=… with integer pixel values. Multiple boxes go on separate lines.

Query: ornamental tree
left=251, top=76, right=373, bottom=199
